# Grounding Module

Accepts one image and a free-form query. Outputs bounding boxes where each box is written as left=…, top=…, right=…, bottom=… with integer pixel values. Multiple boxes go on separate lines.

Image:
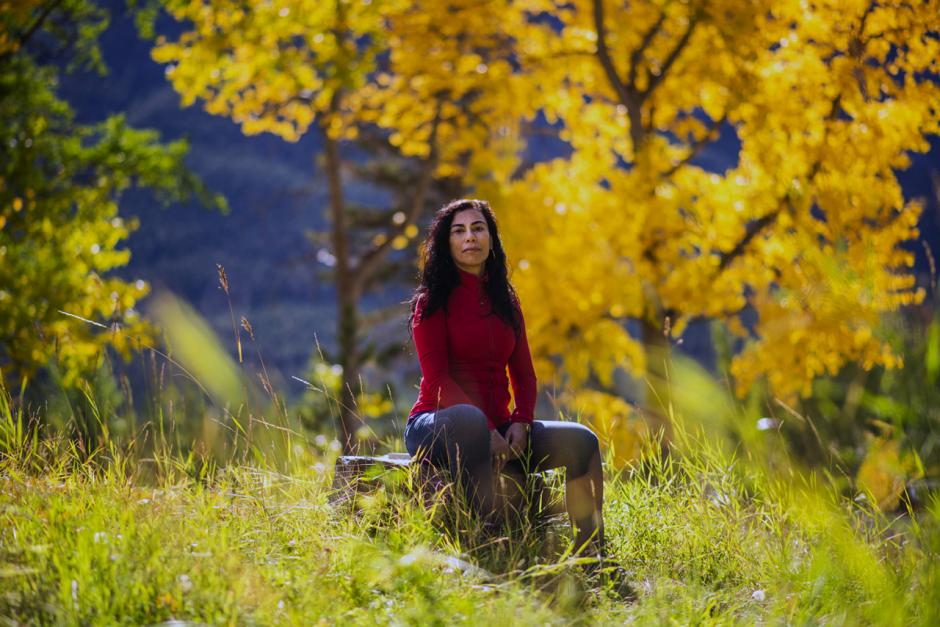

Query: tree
left=0, top=0, right=224, bottom=388
left=150, top=0, right=938, bottom=460
left=149, top=0, right=531, bottom=452
left=484, top=0, right=938, bottom=435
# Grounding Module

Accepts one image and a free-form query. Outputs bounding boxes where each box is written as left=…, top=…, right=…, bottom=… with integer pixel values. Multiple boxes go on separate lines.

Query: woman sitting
left=404, top=198, right=611, bottom=565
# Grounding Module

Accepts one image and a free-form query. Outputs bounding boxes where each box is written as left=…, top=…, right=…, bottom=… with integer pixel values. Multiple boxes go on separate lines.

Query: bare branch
left=352, top=97, right=444, bottom=291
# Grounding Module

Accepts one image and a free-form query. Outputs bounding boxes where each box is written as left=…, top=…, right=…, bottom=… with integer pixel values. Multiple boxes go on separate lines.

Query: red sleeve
left=412, top=295, right=475, bottom=409
left=508, top=302, right=537, bottom=424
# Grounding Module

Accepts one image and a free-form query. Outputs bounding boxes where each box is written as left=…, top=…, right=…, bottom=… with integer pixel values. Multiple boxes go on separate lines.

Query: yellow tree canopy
left=152, top=0, right=938, bottom=438
left=491, top=0, right=938, bottom=407
left=153, top=0, right=403, bottom=141
left=352, top=0, right=535, bottom=181
left=153, top=0, right=530, bottom=179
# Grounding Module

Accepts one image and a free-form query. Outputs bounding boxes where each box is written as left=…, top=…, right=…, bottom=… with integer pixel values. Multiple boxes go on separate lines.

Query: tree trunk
left=639, top=316, right=674, bottom=442
left=322, top=122, right=367, bottom=454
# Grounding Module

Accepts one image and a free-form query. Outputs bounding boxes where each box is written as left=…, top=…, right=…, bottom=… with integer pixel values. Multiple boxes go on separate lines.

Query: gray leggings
left=404, top=403, right=601, bottom=518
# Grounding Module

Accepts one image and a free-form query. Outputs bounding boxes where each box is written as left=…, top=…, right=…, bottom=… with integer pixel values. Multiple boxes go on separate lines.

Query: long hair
left=408, top=198, right=521, bottom=334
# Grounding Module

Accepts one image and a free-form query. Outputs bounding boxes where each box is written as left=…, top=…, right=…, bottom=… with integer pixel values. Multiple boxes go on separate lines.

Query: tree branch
left=642, top=11, right=700, bottom=99
left=627, top=10, right=667, bottom=91
left=519, top=48, right=595, bottom=65
left=0, top=0, right=64, bottom=63
left=592, top=0, right=645, bottom=150
left=661, top=113, right=728, bottom=179
left=708, top=38, right=875, bottom=321
left=716, top=208, right=782, bottom=272
left=713, top=86, right=843, bottom=274
left=592, top=0, right=633, bottom=109
left=352, top=97, right=443, bottom=292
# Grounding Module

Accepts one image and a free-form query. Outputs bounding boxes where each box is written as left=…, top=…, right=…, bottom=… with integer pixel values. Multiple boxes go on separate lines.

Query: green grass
left=2, top=390, right=939, bottom=626
left=1, top=301, right=938, bottom=625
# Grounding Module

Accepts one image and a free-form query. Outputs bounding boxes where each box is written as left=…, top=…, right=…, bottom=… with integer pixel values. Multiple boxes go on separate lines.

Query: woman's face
left=449, top=208, right=491, bottom=276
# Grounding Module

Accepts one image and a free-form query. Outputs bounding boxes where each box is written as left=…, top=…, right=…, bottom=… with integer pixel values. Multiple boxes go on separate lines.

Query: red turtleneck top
left=408, top=267, right=537, bottom=430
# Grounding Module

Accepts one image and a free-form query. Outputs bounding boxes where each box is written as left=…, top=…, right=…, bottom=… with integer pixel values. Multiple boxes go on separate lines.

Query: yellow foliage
left=153, top=0, right=939, bottom=408
left=495, top=0, right=936, bottom=402
left=569, top=389, right=649, bottom=469
left=857, top=434, right=923, bottom=512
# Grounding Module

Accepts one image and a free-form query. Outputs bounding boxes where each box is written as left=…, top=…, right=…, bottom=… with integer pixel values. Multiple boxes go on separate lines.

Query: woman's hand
left=505, top=422, right=530, bottom=459
left=490, top=429, right=512, bottom=475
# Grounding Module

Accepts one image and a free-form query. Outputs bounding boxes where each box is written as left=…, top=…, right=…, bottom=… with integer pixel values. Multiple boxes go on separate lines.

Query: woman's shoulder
left=509, top=288, right=524, bottom=311
left=413, top=286, right=465, bottom=322
left=412, top=290, right=441, bottom=323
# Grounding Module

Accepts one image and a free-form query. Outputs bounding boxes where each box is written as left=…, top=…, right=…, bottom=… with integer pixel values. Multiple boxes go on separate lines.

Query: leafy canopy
left=148, top=0, right=938, bottom=441
left=0, top=0, right=225, bottom=386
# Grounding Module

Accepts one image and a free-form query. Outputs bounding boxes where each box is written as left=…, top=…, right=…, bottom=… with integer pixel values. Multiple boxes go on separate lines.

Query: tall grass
left=1, top=290, right=938, bottom=624
left=2, top=365, right=939, bottom=624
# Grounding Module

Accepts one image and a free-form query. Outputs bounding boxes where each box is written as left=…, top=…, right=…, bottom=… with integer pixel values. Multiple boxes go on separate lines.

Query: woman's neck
left=455, top=262, right=484, bottom=277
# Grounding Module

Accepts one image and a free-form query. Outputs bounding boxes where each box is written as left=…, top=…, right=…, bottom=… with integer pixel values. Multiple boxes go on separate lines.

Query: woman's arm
left=507, top=302, right=537, bottom=424
left=413, top=296, right=475, bottom=407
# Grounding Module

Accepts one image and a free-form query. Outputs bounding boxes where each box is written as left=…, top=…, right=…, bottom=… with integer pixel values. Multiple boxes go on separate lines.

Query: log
left=328, top=453, right=450, bottom=509
left=328, top=453, right=566, bottom=521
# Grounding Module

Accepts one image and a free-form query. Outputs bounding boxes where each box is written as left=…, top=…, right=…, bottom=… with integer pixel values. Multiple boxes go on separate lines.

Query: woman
left=404, top=198, right=608, bottom=561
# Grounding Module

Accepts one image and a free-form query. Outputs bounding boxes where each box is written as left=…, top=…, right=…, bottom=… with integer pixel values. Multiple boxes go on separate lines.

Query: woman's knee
left=550, top=421, right=598, bottom=453
left=530, top=420, right=599, bottom=475
left=440, top=404, right=489, bottom=442
left=576, top=424, right=600, bottom=454
left=568, top=423, right=600, bottom=477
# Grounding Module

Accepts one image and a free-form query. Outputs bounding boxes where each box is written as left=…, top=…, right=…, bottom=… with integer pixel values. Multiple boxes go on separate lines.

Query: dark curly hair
left=408, top=198, right=521, bottom=334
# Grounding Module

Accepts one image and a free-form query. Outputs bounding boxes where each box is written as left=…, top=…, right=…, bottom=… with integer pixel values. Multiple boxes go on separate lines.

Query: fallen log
left=329, top=453, right=566, bottom=522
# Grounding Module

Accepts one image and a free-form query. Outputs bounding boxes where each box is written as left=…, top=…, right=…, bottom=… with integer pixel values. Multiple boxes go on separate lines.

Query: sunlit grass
left=1, top=292, right=938, bottom=624
left=2, top=369, right=938, bottom=625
